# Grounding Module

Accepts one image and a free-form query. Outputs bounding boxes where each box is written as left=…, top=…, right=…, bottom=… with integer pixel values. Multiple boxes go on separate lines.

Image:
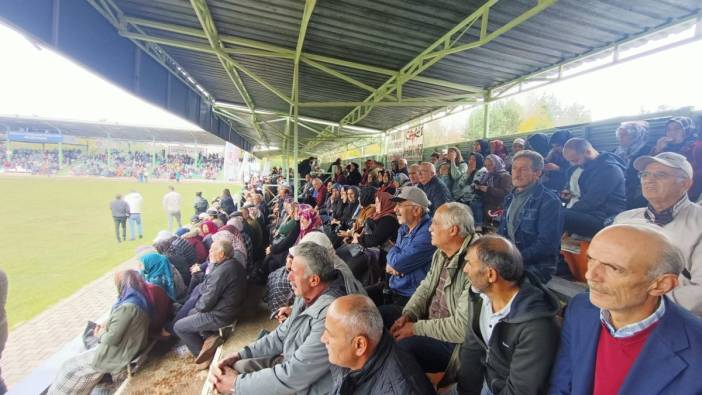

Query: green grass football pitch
left=0, top=175, right=240, bottom=329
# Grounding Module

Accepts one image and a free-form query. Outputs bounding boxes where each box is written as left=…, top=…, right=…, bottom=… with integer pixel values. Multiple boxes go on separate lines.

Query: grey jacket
left=236, top=276, right=346, bottom=395
left=110, top=199, right=130, bottom=218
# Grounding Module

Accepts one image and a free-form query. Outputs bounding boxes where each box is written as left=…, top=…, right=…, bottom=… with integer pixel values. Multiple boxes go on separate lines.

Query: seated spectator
left=542, top=130, right=573, bottom=192
left=393, top=172, right=411, bottom=189
left=322, top=184, right=344, bottom=223
left=323, top=295, right=435, bottom=395
left=384, top=203, right=476, bottom=382
left=418, top=162, right=453, bottom=215
left=457, top=235, right=559, bottom=395
left=430, top=152, right=442, bottom=171
left=438, top=162, right=453, bottom=191
left=549, top=224, right=702, bottom=394
left=262, top=201, right=300, bottom=275
left=652, top=116, right=702, bottom=201
left=265, top=205, right=322, bottom=314
left=563, top=138, right=626, bottom=237
left=489, top=139, right=510, bottom=167
left=498, top=150, right=563, bottom=282
left=473, top=140, right=489, bottom=156
left=381, top=187, right=435, bottom=306
left=445, top=147, right=467, bottom=196
left=525, top=133, right=549, bottom=158
left=396, top=158, right=409, bottom=176
left=213, top=225, right=248, bottom=270
left=219, top=188, right=237, bottom=215
left=173, top=239, right=246, bottom=365
left=338, top=191, right=399, bottom=283
left=333, top=186, right=360, bottom=231
left=139, top=252, right=184, bottom=301
left=153, top=236, right=191, bottom=286
left=156, top=230, right=197, bottom=267
left=185, top=226, right=211, bottom=263
left=475, top=154, right=512, bottom=224
left=143, top=277, right=174, bottom=339
left=332, top=164, right=347, bottom=185
left=240, top=207, right=264, bottom=263
left=408, top=164, right=421, bottom=185
left=253, top=193, right=269, bottom=227
left=454, top=153, right=487, bottom=230
left=378, top=170, right=396, bottom=195
left=346, top=162, right=362, bottom=186
left=337, top=186, right=377, bottom=242
left=227, top=215, right=254, bottom=273
left=614, top=152, right=702, bottom=316
left=614, top=121, right=653, bottom=209
left=311, top=177, right=327, bottom=208
left=510, top=138, right=525, bottom=155
left=49, top=270, right=151, bottom=395
left=212, top=242, right=347, bottom=394
left=360, top=159, right=374, bottom=186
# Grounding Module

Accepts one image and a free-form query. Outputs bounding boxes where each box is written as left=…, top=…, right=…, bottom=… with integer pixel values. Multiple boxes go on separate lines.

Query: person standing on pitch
left=162, top=186, right=182, bottom=232
left=124, top=189, right=144, bottom=240
left=110, top=193, right=130, bottom=243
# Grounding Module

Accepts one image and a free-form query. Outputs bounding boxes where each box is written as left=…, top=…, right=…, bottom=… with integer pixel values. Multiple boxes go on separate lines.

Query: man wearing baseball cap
left=382, top=186, right=436, bottom=307
left=614, top=152, right=702, bottom=316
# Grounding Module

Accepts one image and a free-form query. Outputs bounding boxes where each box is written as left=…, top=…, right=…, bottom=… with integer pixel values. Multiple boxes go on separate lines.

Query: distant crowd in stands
left=0, top=148, right=224, bottom=180
left=50, top=115, right=702, bottom=394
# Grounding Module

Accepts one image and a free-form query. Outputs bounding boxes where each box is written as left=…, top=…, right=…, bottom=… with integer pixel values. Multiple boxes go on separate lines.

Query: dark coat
left=480, top=171, right=512, bottom=213
left=419, top=176, right=453, bottom=215
left=347, top=169, right=362, bottom=186
left=457, top=275, right=560, bottom=395
left=330, top=332, right=435, bottom=395
left=194, top=257, right=247, bottom=324
left=498, top=182, right=563, bottom=282
left=220, top=195, right=236, bottom=215
left=358, top=216, right=399, bottom=249
left=270, top=220, right=300, bottom=255
left=569, top=152, right=626, bottom=220
left=549, top=293, right=702, bottom=395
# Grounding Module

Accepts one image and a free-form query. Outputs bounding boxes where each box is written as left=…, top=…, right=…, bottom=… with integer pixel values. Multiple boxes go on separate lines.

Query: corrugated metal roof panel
left=105, top=0, right=702, bottom=150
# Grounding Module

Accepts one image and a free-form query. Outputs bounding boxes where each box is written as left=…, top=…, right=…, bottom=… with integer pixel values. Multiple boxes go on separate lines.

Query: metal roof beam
left=189, top=0, right=269, bottom=145
left=122, top=16, right=482, bottom=93
left=298, top=99, right=479, bottom=108
left=290, top=0, right=317, bottom=189
left=301, top=58, right=376, bottom=93
left=303, top=0, right=555, bottom=152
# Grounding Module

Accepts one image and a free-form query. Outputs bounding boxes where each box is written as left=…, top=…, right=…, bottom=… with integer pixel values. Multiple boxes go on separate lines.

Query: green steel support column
left=482, top=90, right=491, bottom=139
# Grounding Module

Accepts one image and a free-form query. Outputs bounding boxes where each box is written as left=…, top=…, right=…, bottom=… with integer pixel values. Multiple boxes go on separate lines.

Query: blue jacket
left=569, top=152, right=626, bottom=220
left=498, top=182, right=563, bottom=282
left=419, top=177, right=453, bottom=215
left=549, top=293, right=702, bottom=395
left=387, top=215, right=436, bottom=297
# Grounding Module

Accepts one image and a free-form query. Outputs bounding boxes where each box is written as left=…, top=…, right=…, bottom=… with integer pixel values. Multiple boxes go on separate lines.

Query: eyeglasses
left=638, top=171, right=684, bottom=180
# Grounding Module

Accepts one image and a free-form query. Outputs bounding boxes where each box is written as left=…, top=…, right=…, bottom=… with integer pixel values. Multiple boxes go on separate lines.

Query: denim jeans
left=470, top=200, right=484, bottom=226
left=113, top=216, right=127, bottom=242
left=128, top=213, right=143, bottom=240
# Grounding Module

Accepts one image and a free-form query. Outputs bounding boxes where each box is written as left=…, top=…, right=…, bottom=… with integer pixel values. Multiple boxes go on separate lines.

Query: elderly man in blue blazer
left=549, top=224, right=702, bottom=395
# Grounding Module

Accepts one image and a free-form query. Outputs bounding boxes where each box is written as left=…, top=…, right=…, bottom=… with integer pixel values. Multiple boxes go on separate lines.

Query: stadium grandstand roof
left=0, top=115, right=226, bottom=145
left=0, top=0, right=701, bottom=156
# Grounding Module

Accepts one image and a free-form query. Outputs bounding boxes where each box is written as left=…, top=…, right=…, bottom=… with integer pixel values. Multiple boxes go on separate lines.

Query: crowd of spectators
left=46, top=115, right=702, bottom=394
left=0, top=148, right=224, bottom=180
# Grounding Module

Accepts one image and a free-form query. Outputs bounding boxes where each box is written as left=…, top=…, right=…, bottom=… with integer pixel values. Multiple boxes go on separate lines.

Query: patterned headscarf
left=614, top=121, right=649, bottom=165
left=139, top=252, right=177, bottom=301
left=214, top=225, right=248, bottom=266
left=297, top=204, right=322, bottom=240
left=481, top=154, right=507, bottom=187
left=490, top=140, right=508, bottom=157
left=113, top=269, right=152, bottom=314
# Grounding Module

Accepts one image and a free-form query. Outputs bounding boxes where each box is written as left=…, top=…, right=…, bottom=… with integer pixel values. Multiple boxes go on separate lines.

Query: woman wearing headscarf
left=338, top=186, right=377, bottom=241
left=392, top=173, right=411, bottom=189
left=214, top=225, right=248, bottom=269
left=140, top=252, right=183, bottom=301
left=476, top=154, right=512, bottom=227
left=265, top=204, right=322, bottom=315
left=49, top=270, right=151, bottom=395
left=338, top=191, right=399, bottom=284
left=219, top=188, right=236, bottom=215
left=652, top=116, right=702, bottom=201
left=378, top=170, right=396, bottom=195
left=346, top=162, right=362, bottom=186
left=339, top=186, right=361, bottom=230
left=526, top=133, right=550, bottom=157
left=445, top=146, right=467, bottom=192
left=473, top=139, right=490, bottom=156
left=614, top=121, right=653, bottom=208
left=332, top=164, right=347, bottom=185
left=227, top=215, right=254, bottom=272
left=454, top=152, right=488, bottom=230
left=543, top=129, right=573, bottom=191
left=261, top=201, right=300, bottom=276
left=325, top=184, right=345, bottom=223
left=490, top=140, right=510, bottom=163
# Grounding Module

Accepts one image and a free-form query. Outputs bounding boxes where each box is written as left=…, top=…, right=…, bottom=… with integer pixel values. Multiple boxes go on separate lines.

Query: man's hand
left=93, top=324, right=104, bottom=337
left=543, top=163, right=559, bottom=171
left=190, top=264, right=201, bottom=274
left=211, top=365, right=238, bottom=394
left=275, top=306, right=292, bottom=323
left=478, top=185, right=488, bottom=192
left=389, top=314, right=411, bottom=334
left=392, top=321, right=414, bottom=341
left=265, top=246, right=272, bottom=255
left=385, top=264, right=401, bottom=277
left=218, top=352, right=241, bottom=370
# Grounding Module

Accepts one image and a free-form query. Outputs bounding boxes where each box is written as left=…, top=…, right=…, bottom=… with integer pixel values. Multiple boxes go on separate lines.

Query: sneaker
left=195, top=335, right=224, bottom=364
